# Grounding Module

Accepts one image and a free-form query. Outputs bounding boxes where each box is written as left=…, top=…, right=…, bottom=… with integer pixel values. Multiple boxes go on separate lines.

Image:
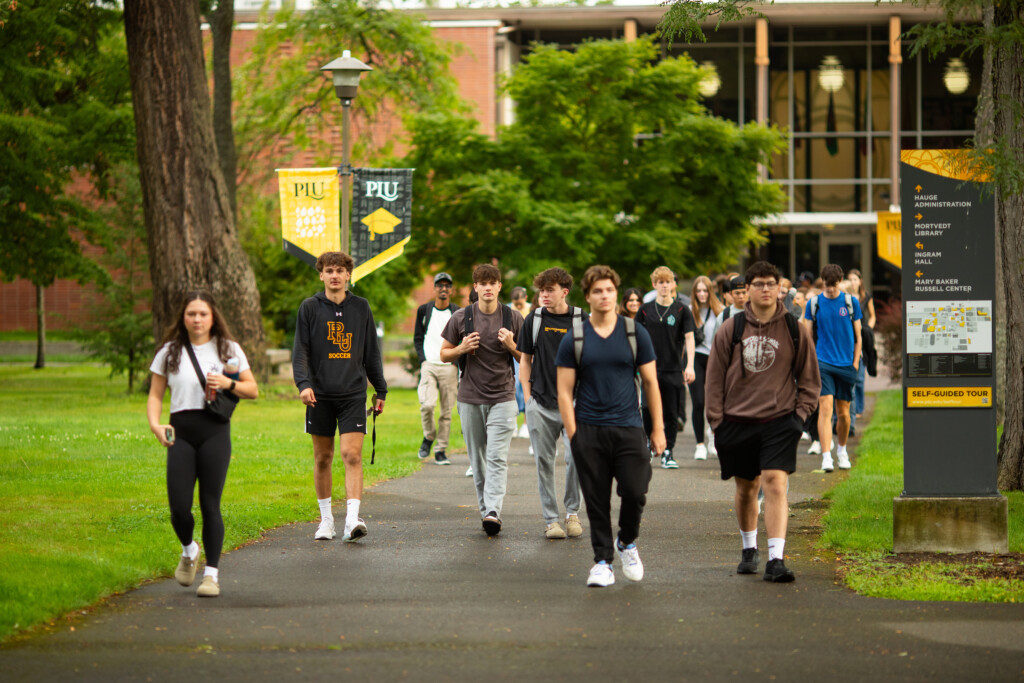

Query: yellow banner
left=906, top=387, right=992, bottom=408
left=277, top=168, right=340, bottom=266
left=876, top=211, right=901, bottom=269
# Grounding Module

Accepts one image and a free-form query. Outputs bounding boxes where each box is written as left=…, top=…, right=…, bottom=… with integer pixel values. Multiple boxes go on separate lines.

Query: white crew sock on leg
left=768, top=537, right=785, bottom=561
left=318, top=497, right=333, bottom=521
left=182, top=541, right=199, bottom=560
left=204, top=566, right=219, bottom=580
left=346, top=498, right=361, bottom=524
left=740, top=529, right=757, bottom=550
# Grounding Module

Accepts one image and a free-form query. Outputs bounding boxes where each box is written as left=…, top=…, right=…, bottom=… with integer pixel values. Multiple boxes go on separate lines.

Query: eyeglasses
left=748, top=281, right=778, bottom=290
left=436, top=283, right=452, bottom=289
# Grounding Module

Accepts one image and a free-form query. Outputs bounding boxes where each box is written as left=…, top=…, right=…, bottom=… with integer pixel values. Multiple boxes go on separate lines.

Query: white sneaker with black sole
left=315, top=517, right=336, bottom=540
left=587, top=562, right=615, bottom=587
left=821, top=453, right=835, bottom=472
left=808, top=440, right=822, bottom=455
left=837, top=451, right=852, bottom=469
left=342, top=518, right=367, bottom=542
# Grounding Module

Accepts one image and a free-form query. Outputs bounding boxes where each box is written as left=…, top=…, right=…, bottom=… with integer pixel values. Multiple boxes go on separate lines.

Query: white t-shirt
left=424, top=307, right=454, bottom=365
left=150, top=339, right=250, bottom=414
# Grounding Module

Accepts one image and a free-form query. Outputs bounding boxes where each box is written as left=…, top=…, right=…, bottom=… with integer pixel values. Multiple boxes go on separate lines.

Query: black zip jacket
left=292, top=291, right=388, bottom=401
left=413, top=301, right=460, bottom=364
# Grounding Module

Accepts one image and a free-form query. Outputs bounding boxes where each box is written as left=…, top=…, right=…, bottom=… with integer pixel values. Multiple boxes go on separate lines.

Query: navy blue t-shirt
left=555, top=317, right=656, bottom=428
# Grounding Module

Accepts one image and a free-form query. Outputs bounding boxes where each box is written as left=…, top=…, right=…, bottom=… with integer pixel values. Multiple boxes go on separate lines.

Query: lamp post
left=321, top=50, right=372, bottom=254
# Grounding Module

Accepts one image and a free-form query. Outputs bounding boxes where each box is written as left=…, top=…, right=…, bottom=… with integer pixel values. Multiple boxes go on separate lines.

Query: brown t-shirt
left=441, top=303, right=523, bottom=405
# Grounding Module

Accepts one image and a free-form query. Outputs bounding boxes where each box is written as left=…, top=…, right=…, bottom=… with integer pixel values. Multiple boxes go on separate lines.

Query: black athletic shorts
left=714, top=412, right=803, bottom=481
left=305, top=397, right=367, bottom=437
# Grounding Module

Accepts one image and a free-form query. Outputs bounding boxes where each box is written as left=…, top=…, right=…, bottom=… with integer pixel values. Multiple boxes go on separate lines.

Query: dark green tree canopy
left=404, top=38, right=785, bottom=293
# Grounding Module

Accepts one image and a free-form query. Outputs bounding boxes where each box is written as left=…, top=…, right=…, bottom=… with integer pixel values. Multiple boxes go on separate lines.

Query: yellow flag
left=277, top=168, right=340, bottom=266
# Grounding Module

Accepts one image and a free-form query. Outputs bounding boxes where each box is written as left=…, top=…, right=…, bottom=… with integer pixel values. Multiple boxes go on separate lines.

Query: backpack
left=531, top=306, right=584, bottom=348
left=457, top=303, right=515, bottom=377
left=728, top=311, right=802, bottom=380
left=861, top=324, right=878, bottom=377
left=807, top=293, right=854, bottom=343
left=572, top=315, right=641, bottom=403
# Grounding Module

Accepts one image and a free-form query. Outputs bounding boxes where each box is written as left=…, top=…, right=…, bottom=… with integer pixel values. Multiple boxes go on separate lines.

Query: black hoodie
left=292, top=291, right=387, bottom=401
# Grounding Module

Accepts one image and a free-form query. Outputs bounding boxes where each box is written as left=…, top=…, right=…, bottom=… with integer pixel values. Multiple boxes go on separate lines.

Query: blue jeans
left=514, top=358, right=525, bottom=413
left=854, top=361, right=866, bottom=416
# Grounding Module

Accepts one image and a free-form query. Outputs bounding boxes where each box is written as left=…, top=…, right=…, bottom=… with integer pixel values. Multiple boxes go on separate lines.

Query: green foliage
left=658, top=0, right=767, bottom=44
left=403, top=38, right=786, bottom=294
left=70, top=164, right=154, bottom=392
left=232, top=0, right=465, bottom=339
left=0, top=0, right=136, bottom=288
left=0, top=365, right=462, bottom=640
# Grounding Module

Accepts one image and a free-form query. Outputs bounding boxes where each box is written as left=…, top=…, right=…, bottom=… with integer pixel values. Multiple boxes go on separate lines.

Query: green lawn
left=0, top=365, right=461, bottom=641
left=821, top=389, right=1024, bottom=602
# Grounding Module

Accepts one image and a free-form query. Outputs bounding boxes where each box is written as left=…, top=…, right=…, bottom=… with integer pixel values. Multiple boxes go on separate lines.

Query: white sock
left=768, top=537, right=785, bottom=561
left=182, top=541, right=199, bottom=560
left=318, top=497, right=332, bottom=521
left=740, top=529, right=757, bottom=550
left=347, top=498, right=361, bottom=523
left=204, top=566, right=219, bottom=580
left=837, top=444, right=848, bottom=457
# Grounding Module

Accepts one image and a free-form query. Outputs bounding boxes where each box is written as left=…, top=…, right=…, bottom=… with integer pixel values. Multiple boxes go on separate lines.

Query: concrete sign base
left=893, top=496, right=1008, bottom=554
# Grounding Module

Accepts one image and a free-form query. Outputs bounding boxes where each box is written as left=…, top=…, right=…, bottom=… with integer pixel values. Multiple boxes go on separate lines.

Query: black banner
left=350, top=168, right=414, bottom=282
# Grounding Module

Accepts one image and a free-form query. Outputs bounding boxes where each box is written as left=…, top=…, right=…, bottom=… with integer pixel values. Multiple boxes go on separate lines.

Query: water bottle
left=224, top=358, right=240, bottom=394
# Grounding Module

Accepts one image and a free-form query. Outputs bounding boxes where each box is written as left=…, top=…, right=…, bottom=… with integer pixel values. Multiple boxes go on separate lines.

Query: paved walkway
left=4, top=393, right=1022, bottom=682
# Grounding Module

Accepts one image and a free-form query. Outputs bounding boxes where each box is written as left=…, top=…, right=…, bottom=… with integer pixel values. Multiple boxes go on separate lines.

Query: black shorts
left=306, top=397, right=367, bottom=437
left=714, top=412, right=803, bottom=481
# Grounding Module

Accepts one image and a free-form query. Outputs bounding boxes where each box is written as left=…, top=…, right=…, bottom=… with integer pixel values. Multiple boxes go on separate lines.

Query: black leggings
left=689, top=352, right=709, bottom=442
left=644, top=373, right=684, bottom=451
left=167, top=410, right=232, bottom=568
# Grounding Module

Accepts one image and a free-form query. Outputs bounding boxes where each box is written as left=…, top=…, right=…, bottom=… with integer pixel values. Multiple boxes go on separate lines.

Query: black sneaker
left=737, top=548, right=759, bottom=574
left=482, top=511, right=502, bottom=536
left=661, top=450, right=678, bottom=469
left=763, top=558, right=795, bottom=583
left=417, top=438, right=433, bottom=460
left=434, top=451, right=451, bottom=466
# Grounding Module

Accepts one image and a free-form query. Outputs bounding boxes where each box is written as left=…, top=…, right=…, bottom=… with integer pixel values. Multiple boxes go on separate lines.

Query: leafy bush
left=874, top=297, right=903, bottom=382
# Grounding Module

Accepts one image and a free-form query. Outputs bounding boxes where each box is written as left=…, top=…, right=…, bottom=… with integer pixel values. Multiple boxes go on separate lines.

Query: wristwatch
left=229, top=380, right=236, bottom=391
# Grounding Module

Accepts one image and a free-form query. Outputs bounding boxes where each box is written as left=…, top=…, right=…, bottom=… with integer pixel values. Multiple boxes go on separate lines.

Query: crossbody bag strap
left=184, top=343, right=207, bottom=390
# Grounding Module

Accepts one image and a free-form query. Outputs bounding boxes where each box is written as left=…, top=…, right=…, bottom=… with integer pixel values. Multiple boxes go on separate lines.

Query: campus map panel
left=905, top=300, right=993, bottom=378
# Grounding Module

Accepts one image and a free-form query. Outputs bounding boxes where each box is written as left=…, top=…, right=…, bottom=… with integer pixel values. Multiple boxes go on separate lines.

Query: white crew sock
left=768, top=537, right=785, bottom=561
left=837, top=444, right=848, bottom=458
left=182, top=541, right=199, bottom=560
left=346, top=498, right=361, bottom=524
left=740, top=529, right=757, bottom=550
left=204, top=566, right=219, bottom=580
left=318, top=497, right=332, bottom=521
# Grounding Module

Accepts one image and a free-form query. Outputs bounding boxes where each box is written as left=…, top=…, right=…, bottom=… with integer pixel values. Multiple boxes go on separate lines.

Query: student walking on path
left=517, top=267, right=587, bottom=540
left=705, top=262, right=820, bottom=583
left=147, top=290, right=259, bottom=598
left=293, top=252, right=387, bottom=544
left=556, top=265, right=664, bottom=587
left=413, top=271, right=460, bottom=466
left=688, top=275, right=724, bottom=460
left=636, top=267, right=695, bottom=469
left=440, top=264, right=524, bottom=536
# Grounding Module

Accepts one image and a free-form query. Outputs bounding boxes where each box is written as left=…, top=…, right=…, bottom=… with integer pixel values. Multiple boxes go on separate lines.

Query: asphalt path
left=4, top=394, right=1023, bottom=682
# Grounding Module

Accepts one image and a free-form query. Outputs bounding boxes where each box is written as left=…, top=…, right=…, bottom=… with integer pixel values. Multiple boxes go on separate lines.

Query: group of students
left=148, top=250, right=862, bottom=594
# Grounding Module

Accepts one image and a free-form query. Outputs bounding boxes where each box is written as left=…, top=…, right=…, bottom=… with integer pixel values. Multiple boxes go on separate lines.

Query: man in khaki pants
left=414, top=272, right=460, bottom=466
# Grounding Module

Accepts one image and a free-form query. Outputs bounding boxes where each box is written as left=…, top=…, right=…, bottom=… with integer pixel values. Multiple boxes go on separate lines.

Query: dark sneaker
left=661, top=450, right=678, bottom=469
left=763, top=558, right=795, bottom=583
left=417, top=438, right=433, bottom=460
left=737, top=548, right=760, bottom=575
left=434, top=451, right=451, bottom=466
left=482, top=511, right=502, bottom=536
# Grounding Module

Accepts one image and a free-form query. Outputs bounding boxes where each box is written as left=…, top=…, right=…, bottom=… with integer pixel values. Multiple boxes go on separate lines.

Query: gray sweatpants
left=458, top=400, right=517, bottom=518
left=525, top=398, right=582, bottom=524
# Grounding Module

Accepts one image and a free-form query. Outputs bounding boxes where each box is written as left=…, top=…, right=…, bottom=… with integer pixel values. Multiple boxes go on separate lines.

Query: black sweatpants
left=570, top=422, right=653, bottom=564
left=689, top=352, right=709, bottom=442
left=643, top=372, right=684, bottom=451
left=167, top=410, right=232, bottom=568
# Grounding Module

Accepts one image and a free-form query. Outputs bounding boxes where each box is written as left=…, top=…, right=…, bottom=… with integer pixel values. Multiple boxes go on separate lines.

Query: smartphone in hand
left=165, top=426, right=176, bottom=444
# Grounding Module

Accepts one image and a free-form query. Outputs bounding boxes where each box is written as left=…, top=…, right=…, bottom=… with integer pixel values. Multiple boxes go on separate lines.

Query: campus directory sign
left=900, top=150, right=997, bottom=496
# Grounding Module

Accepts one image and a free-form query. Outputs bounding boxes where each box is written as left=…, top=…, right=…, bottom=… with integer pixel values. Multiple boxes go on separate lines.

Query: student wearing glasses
left=705, top=262, right=820, bottom=583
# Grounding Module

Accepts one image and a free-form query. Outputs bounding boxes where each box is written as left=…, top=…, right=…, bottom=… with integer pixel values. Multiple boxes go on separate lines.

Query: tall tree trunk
left=207, top=0, right=237, bottom=220
left=34, top=284, right=45, bottom=370
left=123, top=1, right=265, bottom=374
left=993, top=2, right=1024, bottom=490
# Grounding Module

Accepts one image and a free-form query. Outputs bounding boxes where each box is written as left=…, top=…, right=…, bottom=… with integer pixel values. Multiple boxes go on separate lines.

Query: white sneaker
left=587, top=562, right=615, bottom=587
left=808, top=440, right=822, bottom=455
left=707, top=434, right=717, bottom=457
left=801, top=431, right=811, bottom=441
left=615, top=540, right=644, bottom=581
left=821, top=453, right=835, bottom=472
left=342, top=517, right=367, bottom=542
left=694, top=443, right=708, bottom=461
left=517, top=424, right=529, bottom=439
left=837, top=451, right=852, bottom=469
left=465, top=466, right=473, bottom=477
left=315, top=517, right=336, bottom=540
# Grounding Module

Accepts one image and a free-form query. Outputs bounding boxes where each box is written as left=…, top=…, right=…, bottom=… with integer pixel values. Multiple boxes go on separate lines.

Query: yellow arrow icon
left=915, top=241, right=924, bottom=249
left=916, top=213, right=923, bottom=220
left=916, top=184, right=922, bottom=192
left=916, top=270, right=924, bottom=277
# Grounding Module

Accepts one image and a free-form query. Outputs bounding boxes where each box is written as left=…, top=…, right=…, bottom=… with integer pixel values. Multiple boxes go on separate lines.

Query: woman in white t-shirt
left=147, top=291, right=258, bottom=598
left=689, top=275, right=724, bottom=461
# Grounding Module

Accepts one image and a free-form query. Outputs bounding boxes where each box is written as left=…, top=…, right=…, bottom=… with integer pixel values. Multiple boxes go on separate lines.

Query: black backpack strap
left=729, top=314, right=747, bottom=378
left=502, top=305, right=515, bottom=369
left=457, top=304, right=475, bottom=377
left=784, top=311, right=801, bottom=380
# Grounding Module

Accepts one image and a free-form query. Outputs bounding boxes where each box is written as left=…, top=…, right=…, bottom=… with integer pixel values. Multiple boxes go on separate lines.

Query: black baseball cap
left=434, top=272, right=453, bottom=285
left=729, top=276, right=746, bottom=291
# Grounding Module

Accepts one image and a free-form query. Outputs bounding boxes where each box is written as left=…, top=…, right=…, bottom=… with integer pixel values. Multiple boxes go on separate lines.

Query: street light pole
left=321, top=51, right=372, bottom=255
